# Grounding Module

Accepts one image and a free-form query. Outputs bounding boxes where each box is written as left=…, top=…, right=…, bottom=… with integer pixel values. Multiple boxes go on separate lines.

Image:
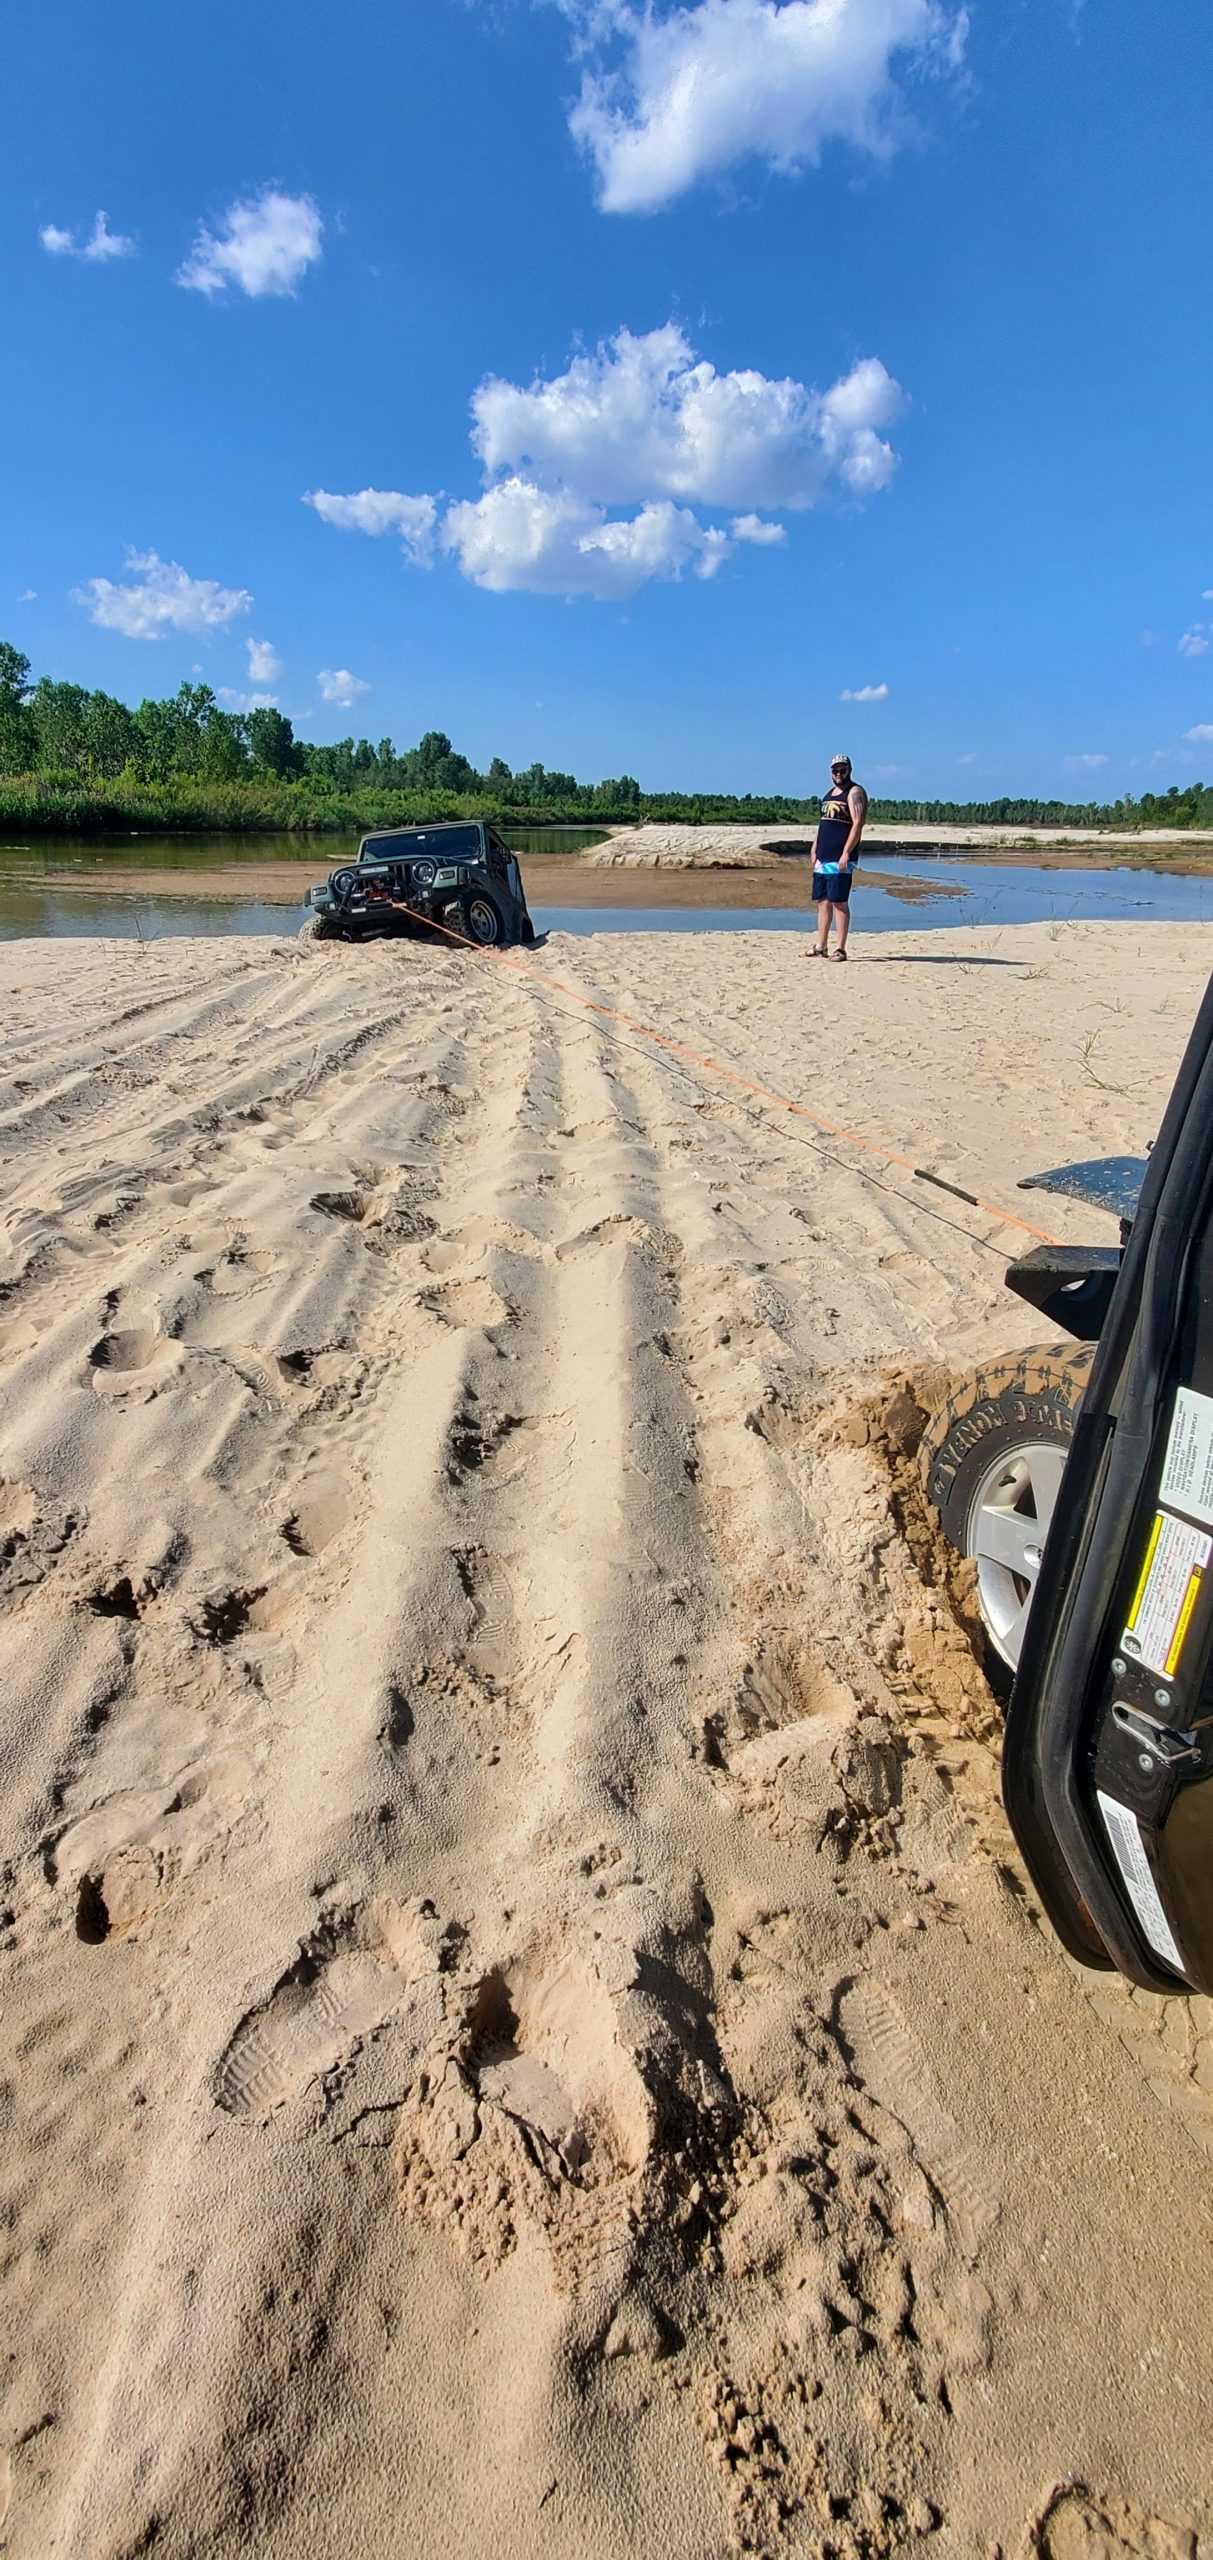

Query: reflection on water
left=536, top=862, right=1213, bottom=930
left=0, top=858, right=1211, bottom=945
left=0, top=832, right=311, bottom=876
left=862, top=860, right=1213, bottom=928
left=0, top=885, right=292, bottom=941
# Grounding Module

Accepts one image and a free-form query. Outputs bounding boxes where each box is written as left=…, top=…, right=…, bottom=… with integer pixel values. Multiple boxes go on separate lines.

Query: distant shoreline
left=6, top=839, right=1213, bottom=909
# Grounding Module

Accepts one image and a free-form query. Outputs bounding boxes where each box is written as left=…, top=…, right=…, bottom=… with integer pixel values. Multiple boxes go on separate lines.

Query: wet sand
left=0, top=855, right=1043, bottom=911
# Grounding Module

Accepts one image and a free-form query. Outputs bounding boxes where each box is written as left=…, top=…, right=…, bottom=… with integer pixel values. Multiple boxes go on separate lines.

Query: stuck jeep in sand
left=921, top=981, right=1213, bottom=2001
left=302, top=820, right=535, bottom=949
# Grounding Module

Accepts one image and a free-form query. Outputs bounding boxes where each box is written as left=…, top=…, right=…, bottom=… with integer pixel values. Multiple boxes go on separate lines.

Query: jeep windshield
left=359, top=826, right=481, bottom=864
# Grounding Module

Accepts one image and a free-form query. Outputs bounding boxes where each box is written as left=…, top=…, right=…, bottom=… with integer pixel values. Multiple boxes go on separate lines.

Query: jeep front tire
left=919, top=1342, right=1096, bottom=1672
left=459, top=889, right=507, bottom=948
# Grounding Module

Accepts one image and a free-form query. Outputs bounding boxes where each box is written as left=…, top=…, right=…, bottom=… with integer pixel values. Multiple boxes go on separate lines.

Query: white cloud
left=82, top=212, right=134, bottom=262
left=317, top=668, right=372, bottom=707
left=958, top=750, right=977, bottom=764
left=178, top=189, right=323, bottom=299
left=72, top=549, right=252, bottom=639
left=443, top=478, right=729, bottom=598
left=562, top=0, right=968, bottom=214
left=217, top=688, right=279, bottom=713
left=307, top=323, right=903, bottom=602
left=841, top=681, right=889, bottom=701
left=1179, top=625, right=1209, bottom=657
left=40, top=210, right=134, bottom=261
left=1184, top=724, right=1213, bottom=745
left=17, top=589, right=36, bottom=604
left=1203, top=590, right=1213, bottom=601
left=303, top=487, right=437, bottom=561
left=470, top=327, right=902, bottom=509
left=246, top=637, right=282, bottom=684
left=731, top=513, right=787, bottom=545
left=1063, top=753, right=1109, bottom=771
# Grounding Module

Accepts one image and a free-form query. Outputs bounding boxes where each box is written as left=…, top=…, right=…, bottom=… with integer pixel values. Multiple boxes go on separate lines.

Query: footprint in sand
left=422, top=1236, right=472, bottom=1277
left=89, top=1327, right=183, bottom=1396
left=1, top=1480, right=79, bottom=1599
left=443, top=1400, right=568, bottom=1488
left=396, top=1952, right=652, bottom=2266
left=54, top=1751, right=253, bottom=1943
left=452, top=1546, right=517, bottom=1683
left=310, top=1186, right=376, bottom=1226
left=1026, top=2485, right=1198, bottom=2560
left=422, top=1275, right=512, bottom=1330
left=554, top=1212, right=658, bottom=1262
left=216, top=1900, right=444, bottom=2120
left=0, top=1315, right=38, bottom=1356
left=190, top=1586, right=274, bottom=1645
left=836, top=1979, right=998, bottom=2261
left=273, top=1346, right=357, bottom=1396
left=207, top=1247, right=283, bottom=1296
left=281, top=1471, right=352, bottom=1556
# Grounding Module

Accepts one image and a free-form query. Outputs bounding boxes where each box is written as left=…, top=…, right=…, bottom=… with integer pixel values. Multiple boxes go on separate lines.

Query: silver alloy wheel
left=965, top=1439, right=1069, bottom=1670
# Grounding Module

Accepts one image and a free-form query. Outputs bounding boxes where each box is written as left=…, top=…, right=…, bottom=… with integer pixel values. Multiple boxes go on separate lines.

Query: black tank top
left=814, top=781, right=853, bottom=868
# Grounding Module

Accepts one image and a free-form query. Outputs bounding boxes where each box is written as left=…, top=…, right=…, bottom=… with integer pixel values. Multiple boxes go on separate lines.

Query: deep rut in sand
left=0, top=931, right=1209, bottom=2560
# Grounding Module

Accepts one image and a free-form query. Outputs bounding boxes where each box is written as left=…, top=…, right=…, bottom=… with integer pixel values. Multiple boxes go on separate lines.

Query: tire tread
left=919, top=1340, right=1096, bottom=1519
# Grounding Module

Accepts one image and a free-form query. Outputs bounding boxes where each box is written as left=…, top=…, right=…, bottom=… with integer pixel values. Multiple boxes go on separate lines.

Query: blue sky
left=2, top=0, right=1211, bottom=797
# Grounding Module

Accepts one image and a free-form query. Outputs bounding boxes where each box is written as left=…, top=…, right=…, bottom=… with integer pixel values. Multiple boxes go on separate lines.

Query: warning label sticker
left=1097, top=1790, right=1184, bottom=1974
left=1121, top=1508, right=1210, bottom=1678
left=1159, top=1385, right=1213, bottom=1530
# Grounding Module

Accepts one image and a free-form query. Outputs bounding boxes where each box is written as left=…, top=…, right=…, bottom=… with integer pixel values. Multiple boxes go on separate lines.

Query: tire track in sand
left=0, top=949, right=556, bottom=2558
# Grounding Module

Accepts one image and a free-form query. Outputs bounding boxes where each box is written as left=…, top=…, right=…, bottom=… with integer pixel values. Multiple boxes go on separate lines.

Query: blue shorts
left=812, top=868, right=852, bottom=903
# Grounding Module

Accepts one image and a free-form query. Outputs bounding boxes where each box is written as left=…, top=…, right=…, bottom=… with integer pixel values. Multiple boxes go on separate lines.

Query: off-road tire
left=458, top=888, right=508, bottom=949
left=919, top=1341, right=1097, bottom=1669
left=298, top=914, right=336, bottom=944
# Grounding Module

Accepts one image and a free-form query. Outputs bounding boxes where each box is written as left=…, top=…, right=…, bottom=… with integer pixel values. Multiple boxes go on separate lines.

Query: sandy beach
left=589, top=824, right=1213, bottom=871
left=2, top=917, right=1212, bottom=2559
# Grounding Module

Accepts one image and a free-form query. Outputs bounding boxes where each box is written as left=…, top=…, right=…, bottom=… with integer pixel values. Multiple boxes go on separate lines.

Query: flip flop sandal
left=810, top=944, right=828, bottom=957
left=829, top=950, right=847, bottom=962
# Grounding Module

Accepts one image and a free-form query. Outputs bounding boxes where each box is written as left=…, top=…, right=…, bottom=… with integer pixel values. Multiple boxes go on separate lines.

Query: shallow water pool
left=0, top=857, right=1211, bottom=944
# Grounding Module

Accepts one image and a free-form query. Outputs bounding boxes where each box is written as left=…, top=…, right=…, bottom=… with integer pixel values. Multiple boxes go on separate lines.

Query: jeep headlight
left=411, top=859, right=436, bottom=887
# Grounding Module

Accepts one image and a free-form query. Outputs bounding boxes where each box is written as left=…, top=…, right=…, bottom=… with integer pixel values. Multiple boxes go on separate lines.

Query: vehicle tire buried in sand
left=456, top=887, right=506, bottom=948
left=919, top=1341, right=1096, bottom=1674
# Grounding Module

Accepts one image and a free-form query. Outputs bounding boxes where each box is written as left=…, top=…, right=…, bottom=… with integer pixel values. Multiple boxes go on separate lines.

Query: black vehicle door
left=1003, top=968, right=1213, bottom=1997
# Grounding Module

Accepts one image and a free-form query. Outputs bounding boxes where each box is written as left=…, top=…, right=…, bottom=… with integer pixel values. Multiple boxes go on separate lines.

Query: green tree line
left=1, top=641, right=1209, bottom=833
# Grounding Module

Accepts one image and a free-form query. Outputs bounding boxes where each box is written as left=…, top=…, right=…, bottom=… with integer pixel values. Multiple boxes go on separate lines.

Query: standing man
left=810, top=753, right=867, bottom=960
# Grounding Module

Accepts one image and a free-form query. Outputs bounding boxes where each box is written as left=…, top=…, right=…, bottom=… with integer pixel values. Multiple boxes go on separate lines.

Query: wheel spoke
left=1000, top=1588, right=1034, bottom=1665
left=972, top=1504, right=1041, bottom=1577
left=1022, top=1443, right=1067, bottom=1525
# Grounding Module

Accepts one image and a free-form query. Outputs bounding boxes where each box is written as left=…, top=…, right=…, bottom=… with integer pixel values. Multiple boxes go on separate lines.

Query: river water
left=0, top=831, right=1210, bottom=942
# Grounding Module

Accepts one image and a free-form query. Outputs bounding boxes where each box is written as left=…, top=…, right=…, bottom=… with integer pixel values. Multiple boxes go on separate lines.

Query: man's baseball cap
left=831, top=753, right=852, bottom=770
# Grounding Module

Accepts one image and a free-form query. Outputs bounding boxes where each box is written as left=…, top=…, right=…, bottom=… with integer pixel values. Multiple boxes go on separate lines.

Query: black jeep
left=302, top=821, right=535, bottom=948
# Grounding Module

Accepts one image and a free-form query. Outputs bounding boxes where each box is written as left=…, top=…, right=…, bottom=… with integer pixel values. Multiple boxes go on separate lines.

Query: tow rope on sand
left=332, top=898, right=1063, bottom=1257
